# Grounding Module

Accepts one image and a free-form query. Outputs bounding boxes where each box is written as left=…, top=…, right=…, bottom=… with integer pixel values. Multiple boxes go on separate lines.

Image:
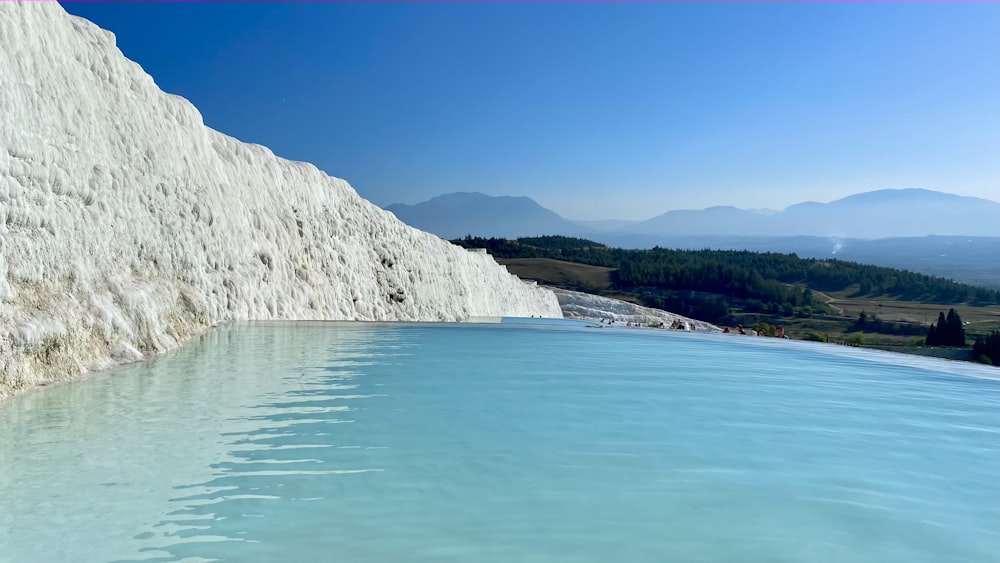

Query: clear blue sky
left=62, top=2, right=999, bottom=220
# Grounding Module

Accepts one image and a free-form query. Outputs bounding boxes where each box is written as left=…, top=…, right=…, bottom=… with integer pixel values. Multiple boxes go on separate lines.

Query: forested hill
left=453, top=236, right=1000, bottom=311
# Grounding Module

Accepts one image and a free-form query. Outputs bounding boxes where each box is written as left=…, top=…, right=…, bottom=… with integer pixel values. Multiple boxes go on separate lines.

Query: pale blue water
left=1, top=321, right=998, bottom=562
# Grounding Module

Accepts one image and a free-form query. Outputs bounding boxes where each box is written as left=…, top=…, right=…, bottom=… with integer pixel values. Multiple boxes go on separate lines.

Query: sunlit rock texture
left=0, top=3, right=561, bottom=396
left=553, top=289, right=720, bottom=332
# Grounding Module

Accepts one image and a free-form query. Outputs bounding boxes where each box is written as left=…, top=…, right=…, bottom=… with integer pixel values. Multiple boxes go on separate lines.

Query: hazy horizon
left=63, top=2, right=1000, bottom=220
left=388, top=188, right=1000, bottom=223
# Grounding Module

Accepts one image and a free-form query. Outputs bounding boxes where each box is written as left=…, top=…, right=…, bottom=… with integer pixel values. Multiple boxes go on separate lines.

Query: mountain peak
left=387, top=188, right=1000, bottom=240
left=831, top=188, right=970, bottom=205
left=385, top=192, right=591, bottom=239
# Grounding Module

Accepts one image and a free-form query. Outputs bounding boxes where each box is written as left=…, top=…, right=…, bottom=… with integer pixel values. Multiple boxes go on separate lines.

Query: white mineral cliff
left=0, top=3, right=561, bottom=396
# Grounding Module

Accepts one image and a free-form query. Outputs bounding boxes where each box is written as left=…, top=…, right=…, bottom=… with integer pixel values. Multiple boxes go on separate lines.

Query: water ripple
left=1, top=323, right=998, bottom=562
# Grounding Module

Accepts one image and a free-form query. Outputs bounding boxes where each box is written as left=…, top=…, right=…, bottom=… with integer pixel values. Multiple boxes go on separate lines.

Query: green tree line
left=973, top=331, right=1000, bottom=365
left=453, top=236, right=1000, bottom=323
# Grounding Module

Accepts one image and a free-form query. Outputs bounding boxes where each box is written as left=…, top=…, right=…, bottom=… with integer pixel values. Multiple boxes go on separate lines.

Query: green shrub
left=803, top=332, right=827, bottom=343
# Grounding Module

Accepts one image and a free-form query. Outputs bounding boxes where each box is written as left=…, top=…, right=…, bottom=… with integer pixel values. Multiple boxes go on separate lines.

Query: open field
left=737, top=293, right=1000, bottom=345
left=498, top=258, right=614, bottom=292
left=500, top=258, right=1000, bottom=349
left=730, top=315, right=922, bottom=346
left=823, top=288, right=1000, bottom=330
left=750, top=284, right=1000, bottom=341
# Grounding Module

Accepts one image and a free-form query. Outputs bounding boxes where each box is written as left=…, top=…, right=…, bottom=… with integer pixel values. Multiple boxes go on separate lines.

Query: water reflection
left=122, top=326, right=411, bottom=562
left=1, top=323, right=998, bottom=563
left=0, top=323, right=414, bottom=562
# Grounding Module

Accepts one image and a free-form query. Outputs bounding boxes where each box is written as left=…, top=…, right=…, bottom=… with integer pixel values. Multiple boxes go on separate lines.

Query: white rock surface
left=551, top=288, right=720, bottom=332
left=0, top=3, right=561, bottom=396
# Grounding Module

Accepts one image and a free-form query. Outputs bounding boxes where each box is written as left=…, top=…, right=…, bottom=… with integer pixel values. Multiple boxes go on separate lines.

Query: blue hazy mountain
left=776, top=189, right=1000, bottom=238
left=384, top=192, right=593, bottom=240
left=571, top=219, right=641, bottom=232
left=387, top=188, right=1000, bottom=240
left=630, top=189, right=1000, bottom=238
left=628, top=205, right=773, bottom=236
left=384, top=189, right=1000, bottom=289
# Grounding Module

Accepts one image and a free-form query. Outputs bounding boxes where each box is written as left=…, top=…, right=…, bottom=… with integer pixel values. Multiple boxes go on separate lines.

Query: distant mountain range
left=385, top=189, right=1000, bottom=289
left=386, top=188, right=1000, bottom=240
left=385, top=192, right=592, bottom=240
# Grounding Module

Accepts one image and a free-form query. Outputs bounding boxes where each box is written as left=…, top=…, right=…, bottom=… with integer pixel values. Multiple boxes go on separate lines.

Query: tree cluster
left=972, top=331, right=1000, bottom=365
left=453, top=236, right=1000, bottom=324
left=853, top=311, right=926, bottom=337
left=925, top=309, right=966, bottom=347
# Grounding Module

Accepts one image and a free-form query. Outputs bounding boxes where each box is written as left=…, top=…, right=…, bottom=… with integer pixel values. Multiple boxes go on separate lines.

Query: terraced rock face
left=552, top=288, right=720, bottom=332
left=0, top=3, right=561, bottom=396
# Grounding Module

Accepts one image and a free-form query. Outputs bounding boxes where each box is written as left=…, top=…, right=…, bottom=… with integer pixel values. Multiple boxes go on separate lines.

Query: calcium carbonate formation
left=552, top=288, right=720, bottom=332
left=0, top=3, right=562, bottom=396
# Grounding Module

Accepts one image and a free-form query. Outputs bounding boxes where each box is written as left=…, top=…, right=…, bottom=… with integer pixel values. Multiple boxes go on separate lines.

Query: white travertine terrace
left=0, top=3, right=561, bottom=396
left=552, top=288, right=720, bottom=332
